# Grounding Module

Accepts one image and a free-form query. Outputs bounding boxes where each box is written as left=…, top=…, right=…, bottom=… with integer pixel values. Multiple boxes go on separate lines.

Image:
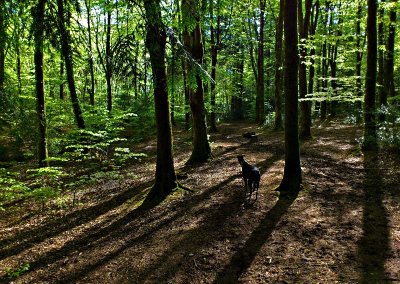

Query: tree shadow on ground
left=213, top=190, right=299, bottom=283
left=357, top=151, right=390, bottom=283
left=32, top=149, right=283, bottom=283
left=0, top=180, right=153, bottom=261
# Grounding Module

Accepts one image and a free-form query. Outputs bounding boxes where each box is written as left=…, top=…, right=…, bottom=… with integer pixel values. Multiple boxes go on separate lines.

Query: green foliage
left=5, top=263, right=30, bottom=279
left=0, top=168, right=30, bottom=210
left=377, top=105, right=400, bottom=147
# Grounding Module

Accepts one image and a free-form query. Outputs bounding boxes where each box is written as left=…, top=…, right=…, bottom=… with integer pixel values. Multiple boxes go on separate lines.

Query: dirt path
left=0, top=122, right=399, bottom=283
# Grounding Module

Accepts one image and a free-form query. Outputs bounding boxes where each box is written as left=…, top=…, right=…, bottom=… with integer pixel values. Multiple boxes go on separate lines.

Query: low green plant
left=0, top=168, right=30, bottom=210
left=5, top=263, right=30, bottom=279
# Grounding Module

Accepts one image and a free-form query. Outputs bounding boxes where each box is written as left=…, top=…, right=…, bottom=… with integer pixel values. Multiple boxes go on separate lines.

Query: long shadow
left=213, top=190, right=298, bottom=283
left=134, top=152, right=284, bottom=283
left=357, top=151, right=390, bottom=283
left=35, top=150, right=284, bottom=283
left=0, top=194, right=164, bottom=284
left=0, top=180, right=153, bottom=260
left=41, top=173, right=244, bottom=284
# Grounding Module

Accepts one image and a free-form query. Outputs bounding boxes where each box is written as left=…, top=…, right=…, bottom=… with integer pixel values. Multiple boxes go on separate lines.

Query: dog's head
left=237, top=155, right=245, bottom=165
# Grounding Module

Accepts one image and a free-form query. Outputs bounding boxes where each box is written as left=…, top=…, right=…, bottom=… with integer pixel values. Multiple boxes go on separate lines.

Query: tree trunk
left=15, top=7, right=23, bottom=97
left=84, top=0, right=95, bottom=106
left=255, top=0, right=266, bottom=124
left=34, top=0, right=49, bottom=167
left=355, top=1, right=363, bottom=120
left=363, top=0, right=378, bottom=150
left=209, top=0, right=220, bottom=132
left=298, top=0, right=313, bottom=140
left=278, top=0, right=302, bottom=192
left=58, top=0, right=85, bottom=129
left=308, top=1, right=319, bottom=105
left=106, top=2, right=113, bottom=112
left=143, top=0, right=177, bottom=200
left=0, top=0, right=5, bottom=106
left=182, top=0, right=211, bottom=164
left=385, top=1, right=397, bottom=99
left=378, top=1, right=386, bottom=122
left=320, top=3, right=329, bottom=121
left=231, top=50, right=244, bottom=120
left=59, top=60, right=64, bottom=100
left=274, top=0, right=284, bottom=131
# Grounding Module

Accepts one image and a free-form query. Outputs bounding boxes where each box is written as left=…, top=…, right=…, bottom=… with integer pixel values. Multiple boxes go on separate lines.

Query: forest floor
left=0, top=120, right=400, bottom=283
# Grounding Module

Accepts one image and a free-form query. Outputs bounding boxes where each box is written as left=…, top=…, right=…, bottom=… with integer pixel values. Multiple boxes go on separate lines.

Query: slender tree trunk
left=59, top=60, right=64, bottom=100
left=308, top=1, right=319, bottom=105
left=298, top=0, right=313, bottom=140
left=106, top=2, right=113, bottom=112
left=14, top=6, right=23, bottom=97
left=231, top=49, right=244, bottom=120
left=0, top=0, right=5, bottom=106
left=57, top=0, right=85, bottom=129
left=363, top=0, right=378, bottom=150
left=143, top=0, right=177, bottom=200
left=278, top=0, right=302, bottom=192
left=84, top=0, right=95, bottom=106
left=378, top=0, right=386, bottom=122
left=183, top=63, right=190, bottom=130
left=182, top=0, right=211, bottom=164
left=320, top=3, right=329, bottom=121
left=274, top=0, right=284, bottom=131
left=385, top=0, right=397, bottom=99
left=34, top=0, right=49, bottom=167
left=356, top=1, right=363, bottom=120
left=209, top=0, right=220, bottom=132
left=255, top=0, right=266, bottom=124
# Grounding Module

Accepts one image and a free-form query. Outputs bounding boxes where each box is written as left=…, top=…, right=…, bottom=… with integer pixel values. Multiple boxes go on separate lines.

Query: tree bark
left=307, top=1, right=319, bottom=103
left=273, top=0, right=284, bottom=131
left=385, top=1, right=397, bottom=99
left=298, top=0, right=313, bottom=140
left=84, top=0, right=95, bottom=106
left=320, top=2, right=329, bottom=121
left=182, top=0, right=211, bottom=164
left=209, top=0, right=220, bottom=132
left=278, top=0, right=302, bottom=192
left=378, top=0, right=386, bottom=122
left=231, top=49, right=244, bottom=120
left=143, top=0, right=177, bottom=200
left=58, top=0, right=85, bottom=129
left=355, top=1, right=363, bottom=119
left=363, top=0, right=378, bottom=150
left=255, top=0, right=266, bottom=124
left=0, top=0, right=5, bottom=106
left=34, top=0, right=49, bottom=167
left=106, top=1, right=113, bottom=112
left=59, top=60, right=64, bottom=100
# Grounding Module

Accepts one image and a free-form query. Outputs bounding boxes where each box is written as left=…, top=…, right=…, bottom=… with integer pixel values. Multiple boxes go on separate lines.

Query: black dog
left=237, top=155, right=260, bottom=202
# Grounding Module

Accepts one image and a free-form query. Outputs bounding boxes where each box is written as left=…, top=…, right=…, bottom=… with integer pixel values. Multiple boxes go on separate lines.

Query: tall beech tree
left=143, top=0, right=178, bottom=199
left=105, top=0, right=113, bottom=112
left=385, top=0, right=397, bottom=99
left=355, top=1, right=363, bottom=102
left=307, top=1, right=319, bottom=105
left=278, top=0, right=302, bottom=192
left=273, top=0, right=284, bottom=131
left=57, top=0, right=85, bottom=129
left=298, top=0, right=312, bottom=140
left=209, top=0, right=221, bottom=131
left=33, top=0, right=49, bottom=167
left=255, top=0, right=266, bottom=124
left=363, top=0, right=378, bottom=150
left=377, top=0, right=385, bottom=122
left=84, top=0, right=95, bottom=106
left=182, top=0, right=211, bottom=164
left=0, top=0, right=5, bottom=106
